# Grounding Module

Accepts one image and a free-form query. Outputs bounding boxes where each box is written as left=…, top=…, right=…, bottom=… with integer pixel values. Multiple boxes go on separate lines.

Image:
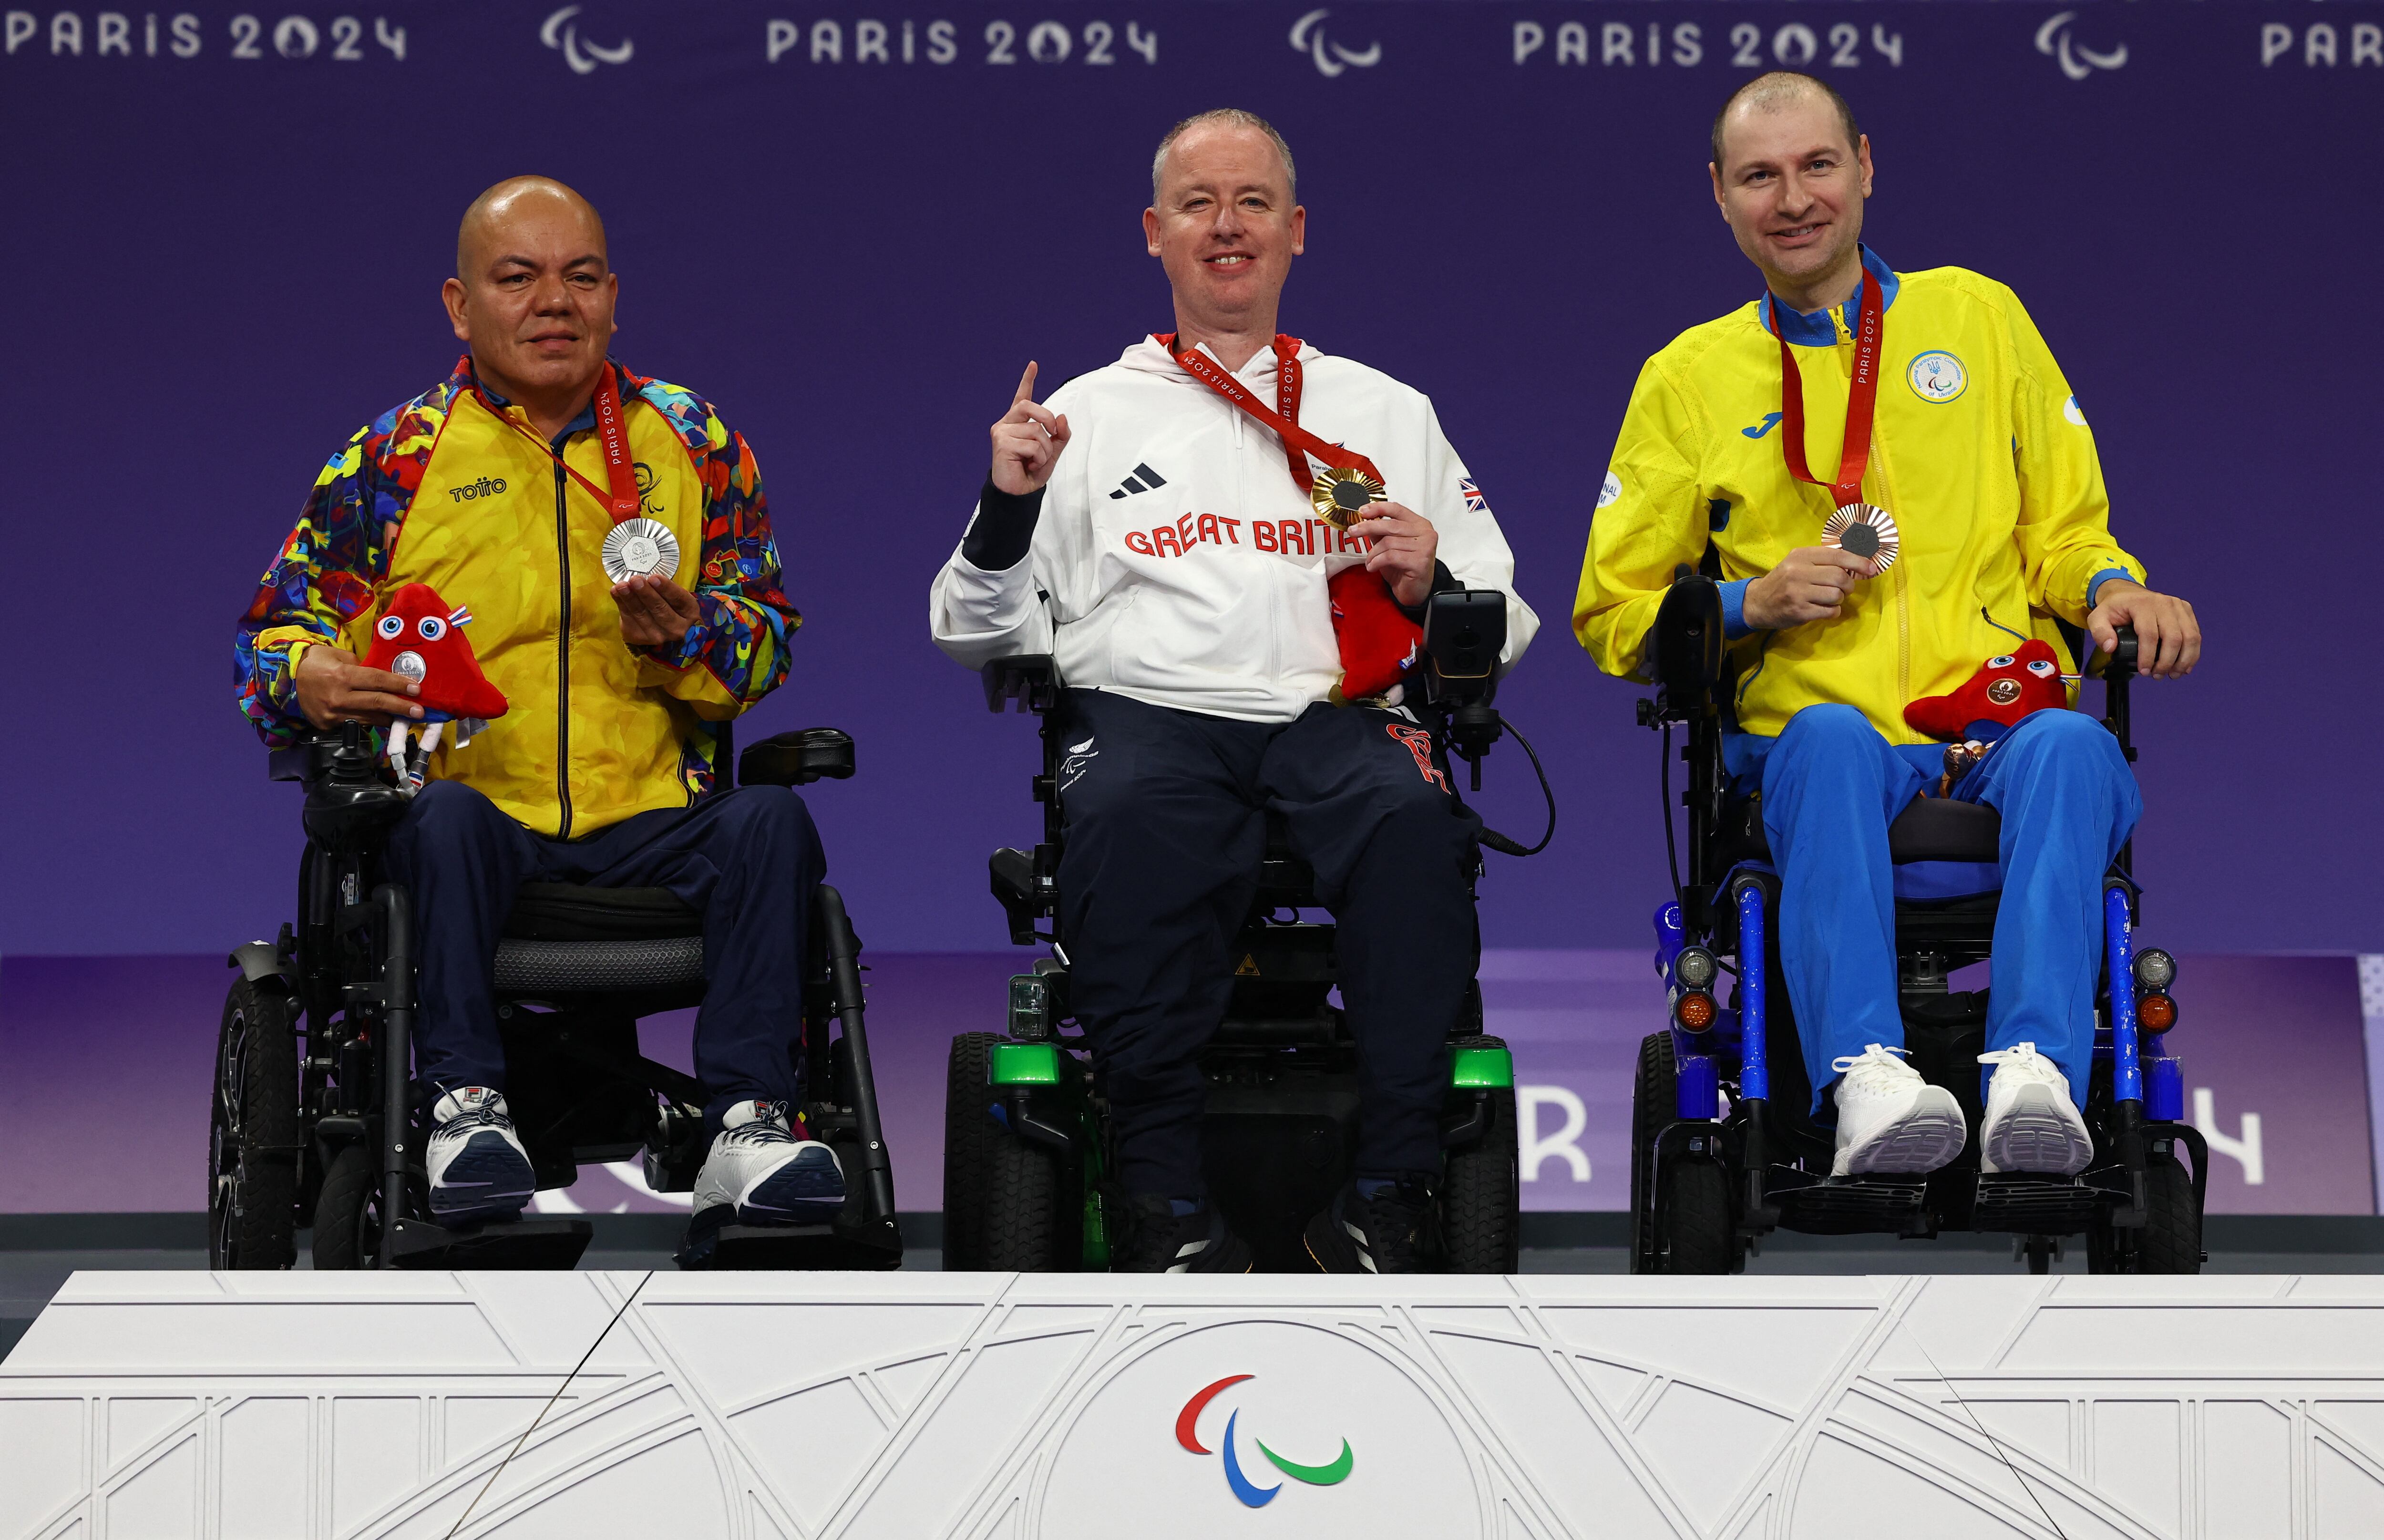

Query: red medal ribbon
left=1775, top=268, right=1884, bottom=510
left=1159, top=332, right=1385, bottom=498
left=472, top=361, right=644, bottom=525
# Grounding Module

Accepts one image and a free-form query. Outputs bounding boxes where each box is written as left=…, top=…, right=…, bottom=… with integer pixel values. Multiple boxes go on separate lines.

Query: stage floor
left=10, top=1265, right=2384, bottom=1539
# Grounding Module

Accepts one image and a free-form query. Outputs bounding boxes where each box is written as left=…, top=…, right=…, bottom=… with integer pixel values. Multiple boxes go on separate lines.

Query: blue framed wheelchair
left=206, top=720, right=901, bottom=1272
left=939, top=592, right=1546, bottom=1273
left=1629, top=572, right=2204, bottom=1275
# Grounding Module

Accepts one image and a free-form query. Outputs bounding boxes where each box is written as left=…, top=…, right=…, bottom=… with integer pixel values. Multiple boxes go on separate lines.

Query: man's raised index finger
left=1014, top=361, right=1039, bottom=404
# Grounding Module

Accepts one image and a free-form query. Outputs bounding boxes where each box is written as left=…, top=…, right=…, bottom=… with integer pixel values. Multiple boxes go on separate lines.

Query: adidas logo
left=1107, top=462, right=1169, bottom=499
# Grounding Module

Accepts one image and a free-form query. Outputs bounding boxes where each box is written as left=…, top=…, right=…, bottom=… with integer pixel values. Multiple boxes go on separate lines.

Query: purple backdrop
left=0, top=2, right=2378, bottom=960
left=3, top=949, right=2365, bottom=1215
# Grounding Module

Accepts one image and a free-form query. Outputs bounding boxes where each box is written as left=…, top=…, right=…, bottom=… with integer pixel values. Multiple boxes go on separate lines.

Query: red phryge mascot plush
left=1903, top=637, right=2071, bottom=793
left=360, top=582, right=508, bottom=790
left=1328, top=566, right=1424, bottom=703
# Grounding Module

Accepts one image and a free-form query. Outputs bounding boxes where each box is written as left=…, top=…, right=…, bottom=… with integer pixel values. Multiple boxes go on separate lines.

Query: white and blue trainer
left=425, top=1087, right=536, bottom=1222
left=692, top=1100, right=846, bottom=1225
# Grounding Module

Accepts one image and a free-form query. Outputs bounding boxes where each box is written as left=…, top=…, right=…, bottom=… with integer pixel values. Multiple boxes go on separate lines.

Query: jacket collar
left=1757, top=246, right=1900, bottom=346
left=448, top=353, right=626, bottom=441
left=1119, top=333, right=1322, bottom=385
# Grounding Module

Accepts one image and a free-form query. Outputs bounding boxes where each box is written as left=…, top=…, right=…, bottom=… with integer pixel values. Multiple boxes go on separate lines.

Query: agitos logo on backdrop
left=1174, top=1374, right=1355, bottom=1509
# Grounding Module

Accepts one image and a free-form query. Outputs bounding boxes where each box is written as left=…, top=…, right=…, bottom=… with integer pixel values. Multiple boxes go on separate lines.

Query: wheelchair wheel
left=942, top=1034, right=1005, bottom=1270
left=209, top=977, right=299, bottom=1271
left=1439, top=1035, right=1520, bottom=1273
left=2087, top=1153, right=2201, bottom=1274
left=311, top=1145, right=384, bottom=1271
left=983, top=1124, right=1076, bottom=1271
left=1630, top=1031, right=1737, bottom=1275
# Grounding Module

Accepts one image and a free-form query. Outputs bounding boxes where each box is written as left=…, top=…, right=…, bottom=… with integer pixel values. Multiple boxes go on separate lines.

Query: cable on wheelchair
left=1471, top=716, right=1555, bottom=858
left=1658, top=720, right=1687, bottom=922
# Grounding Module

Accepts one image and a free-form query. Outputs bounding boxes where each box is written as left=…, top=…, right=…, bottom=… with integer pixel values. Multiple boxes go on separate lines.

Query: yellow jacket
left=1573, top=249, right=2142, bottom=740
left=237, top=358, right=795, bottom=838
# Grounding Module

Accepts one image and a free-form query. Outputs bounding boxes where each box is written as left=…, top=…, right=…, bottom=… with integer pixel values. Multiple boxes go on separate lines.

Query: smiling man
left=1575, top=75, right=2201, bottom=1178
left=235, top=176, right=845, bottom=1241
left=932, top=109, right=1536, bottom=1274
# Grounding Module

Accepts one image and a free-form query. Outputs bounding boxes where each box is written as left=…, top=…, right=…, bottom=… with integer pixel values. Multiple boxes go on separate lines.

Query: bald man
left=236, top=177, right=843, bottom=1241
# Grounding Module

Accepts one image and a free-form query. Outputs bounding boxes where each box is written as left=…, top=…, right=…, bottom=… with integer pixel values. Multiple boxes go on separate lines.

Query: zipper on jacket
left=552, top=459, right=575, bottom=839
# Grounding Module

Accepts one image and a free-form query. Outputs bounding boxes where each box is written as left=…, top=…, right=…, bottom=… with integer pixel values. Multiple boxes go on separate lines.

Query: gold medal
left=1822, top=502, right=1901, bottom=574
left=1311, top=467, right=1386, bottom=529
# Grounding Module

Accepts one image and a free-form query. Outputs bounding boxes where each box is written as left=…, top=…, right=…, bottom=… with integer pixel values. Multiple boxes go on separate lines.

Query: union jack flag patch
left=1460, top=477, right=1490, bottom=514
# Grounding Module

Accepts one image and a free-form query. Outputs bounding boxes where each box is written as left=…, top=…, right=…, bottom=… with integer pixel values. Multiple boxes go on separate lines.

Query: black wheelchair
left=940, top=592, right=1547, bottom=1273
left=1630, top=571, right=2203, bottom=1274
left=207, top=721, right=901, bottom=1272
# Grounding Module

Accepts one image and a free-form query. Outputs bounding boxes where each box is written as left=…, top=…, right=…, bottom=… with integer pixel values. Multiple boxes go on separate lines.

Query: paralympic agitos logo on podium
left=1175, top=1374, right=1355, bottom=1509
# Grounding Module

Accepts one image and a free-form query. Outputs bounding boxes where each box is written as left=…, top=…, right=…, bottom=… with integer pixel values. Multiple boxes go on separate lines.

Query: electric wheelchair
left=1630, top=571, right=2203, bottom=1274
left=940, top=592, right=1547, bottom=1273
left=208, top=720, right=901, bottom=1272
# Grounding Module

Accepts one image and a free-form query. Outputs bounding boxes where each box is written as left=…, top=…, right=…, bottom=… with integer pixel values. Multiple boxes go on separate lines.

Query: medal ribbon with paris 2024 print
left=473, top=361, right=681, bottom=584
left=1162, top=333, right=1390, bottom=528
left=1775, top=270, right=1900, bottom=572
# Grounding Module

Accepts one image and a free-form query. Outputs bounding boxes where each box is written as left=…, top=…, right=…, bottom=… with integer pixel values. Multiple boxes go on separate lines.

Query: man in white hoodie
left=931, top=109, right=1537, bottom=1273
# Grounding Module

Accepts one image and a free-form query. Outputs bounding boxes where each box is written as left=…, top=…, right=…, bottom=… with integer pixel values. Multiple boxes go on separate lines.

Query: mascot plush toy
left=359, top=582, right=508, bottom=791
left=1902, top=637, right=2072, bottom=794
left=1328, top=566, right=1424, bottom=704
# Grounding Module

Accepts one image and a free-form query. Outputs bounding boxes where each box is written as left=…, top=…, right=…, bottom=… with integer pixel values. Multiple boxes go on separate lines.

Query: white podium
left=7, top=1272, right=2384, bottom=1539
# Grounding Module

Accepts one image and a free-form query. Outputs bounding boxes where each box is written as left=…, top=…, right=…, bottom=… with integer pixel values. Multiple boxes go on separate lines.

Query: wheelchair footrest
left=1766, top=1170, right=1933, bottom=1238
left=387, top=1216, right=594, bottom=1271
left=1968, top=1173, right=2105, bottom=1236
left=675, top=1207, right=905, bottom=1272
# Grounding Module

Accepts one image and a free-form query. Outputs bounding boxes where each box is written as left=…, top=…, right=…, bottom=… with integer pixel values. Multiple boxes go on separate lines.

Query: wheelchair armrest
left=1652, top=570, right=1725, bottom=708
left=739, top=728, right=856, bottom=787
left=982, top=655, right=1065, bottom=714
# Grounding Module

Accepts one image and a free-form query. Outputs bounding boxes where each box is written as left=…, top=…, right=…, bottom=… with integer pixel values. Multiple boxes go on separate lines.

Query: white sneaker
left=692, top=1100, right=847, bottom=1225
left=426, top=1087, right=536, bottom=1222
left=1977, top=1043, right=2093, bottom=1175
left=1831, top=1044, right=1966, bottom=1177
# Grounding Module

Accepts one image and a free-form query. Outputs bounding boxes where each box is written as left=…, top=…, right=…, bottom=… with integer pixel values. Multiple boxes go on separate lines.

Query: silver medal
left=601, top=517, right=681, bottom=584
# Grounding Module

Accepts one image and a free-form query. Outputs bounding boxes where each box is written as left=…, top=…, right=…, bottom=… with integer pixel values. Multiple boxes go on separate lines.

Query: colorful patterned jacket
left=236, top=356, right=796, bottom=839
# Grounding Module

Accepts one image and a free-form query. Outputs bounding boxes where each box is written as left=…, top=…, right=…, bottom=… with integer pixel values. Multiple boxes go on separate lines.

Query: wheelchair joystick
left=301, top=721, right=410, bottom=852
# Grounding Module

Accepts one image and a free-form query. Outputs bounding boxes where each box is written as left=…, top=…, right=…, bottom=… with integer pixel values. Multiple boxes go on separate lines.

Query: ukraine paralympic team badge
left=1908, top=349, right=1967, bottom=403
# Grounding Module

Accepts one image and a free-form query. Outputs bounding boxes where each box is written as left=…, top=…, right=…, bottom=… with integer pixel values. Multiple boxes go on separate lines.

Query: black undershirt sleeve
left=961, top=480, right=1044, bottom=571
left=1397, top=561, right=1464, bottom=626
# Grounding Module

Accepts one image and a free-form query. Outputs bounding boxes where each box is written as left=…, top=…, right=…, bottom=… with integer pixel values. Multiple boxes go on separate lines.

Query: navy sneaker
left=1113, top=1194, right=1255, bottom=1274
left=425, top=1087, right=536, bottom=1223
left=692, top=1100, right=847, bottom=1225
left=1303, top=1179, right=1431, bottom=1275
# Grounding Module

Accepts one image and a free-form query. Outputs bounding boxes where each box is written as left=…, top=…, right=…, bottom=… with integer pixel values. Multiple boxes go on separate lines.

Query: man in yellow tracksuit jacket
left=234, top=178, right=844, bottom=1232
left=1576, top=75, right=2201, bottom=1180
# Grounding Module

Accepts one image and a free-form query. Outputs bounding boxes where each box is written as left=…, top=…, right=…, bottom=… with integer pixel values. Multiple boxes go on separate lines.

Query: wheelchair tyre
left=983, top=1124, right=1077, bottom=1272
left=209, top=977, right=299, bottom=1271
left=942, top=1034, right=1007, bottom=1270
left=2087, top=1154, right=2201, bottom=1275
left=1631, top=1031, right=1737, bottom=1275
left=1439, top=1036, right=1520, bottom=1274
left=311, top=1145, right=384, bottom=1271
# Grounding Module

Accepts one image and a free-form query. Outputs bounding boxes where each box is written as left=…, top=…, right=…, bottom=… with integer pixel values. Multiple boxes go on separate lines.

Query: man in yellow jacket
left=1576, top=75, right=2200, bottom=1180
left=235, top=178, right=843, bottom=1231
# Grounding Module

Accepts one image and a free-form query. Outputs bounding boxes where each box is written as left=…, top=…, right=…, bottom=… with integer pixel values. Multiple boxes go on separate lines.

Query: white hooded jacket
left=930, top=336, right=1539, bottom=723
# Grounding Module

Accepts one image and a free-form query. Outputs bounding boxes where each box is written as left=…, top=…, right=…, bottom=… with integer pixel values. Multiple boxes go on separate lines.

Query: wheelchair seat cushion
left=1729, top=795, right=2003, bottom=866
left=503, top=882, right=704, bottom=942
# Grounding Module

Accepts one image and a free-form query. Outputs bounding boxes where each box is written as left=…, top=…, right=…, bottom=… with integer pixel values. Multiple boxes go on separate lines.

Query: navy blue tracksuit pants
left=1055, top=688, right=1483, bottom=1200
left=384, top=780, right=825, bottom=1128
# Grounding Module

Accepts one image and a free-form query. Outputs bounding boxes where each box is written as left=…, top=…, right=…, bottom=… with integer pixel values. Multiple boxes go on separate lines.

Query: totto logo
left=2034, top=11, right=2126, bottom=80
left=1288, top=8, right=1378, bottom=78
left=540, top=5, right=632, bottom=74
left=1175, top=1374, right=1354, bottom=1509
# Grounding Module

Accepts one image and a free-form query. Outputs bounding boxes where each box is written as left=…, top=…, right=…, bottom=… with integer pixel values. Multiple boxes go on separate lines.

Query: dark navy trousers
left=384, top=780, right=825, bottom=1127
left=1055, top=688, right=1483, bottom=1200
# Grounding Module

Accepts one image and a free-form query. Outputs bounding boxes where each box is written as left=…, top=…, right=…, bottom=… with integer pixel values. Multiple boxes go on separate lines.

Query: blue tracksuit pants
left=1732, top=705, right=2139, bottom=1110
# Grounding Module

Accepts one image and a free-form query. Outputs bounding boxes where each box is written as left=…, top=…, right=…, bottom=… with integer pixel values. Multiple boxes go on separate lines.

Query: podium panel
left=7, top=1273, right=2384, bottom=1539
